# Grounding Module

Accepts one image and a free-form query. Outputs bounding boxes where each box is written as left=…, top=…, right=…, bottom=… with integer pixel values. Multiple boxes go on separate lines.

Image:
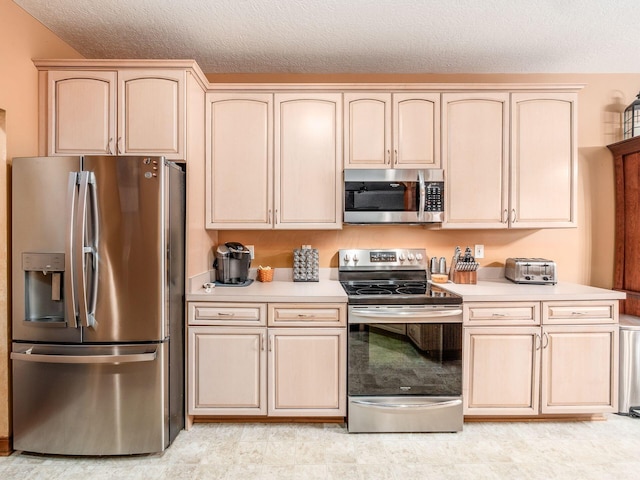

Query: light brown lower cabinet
left=188, top=302, right=346, bottom=417
left=463, top=300, right=619, bottom=416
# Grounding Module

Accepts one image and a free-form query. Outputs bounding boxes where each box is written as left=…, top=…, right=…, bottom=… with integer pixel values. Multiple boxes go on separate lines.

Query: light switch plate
left=246, top=245, right=255, bottom=259
left=474, top=244, right=484, bottom=259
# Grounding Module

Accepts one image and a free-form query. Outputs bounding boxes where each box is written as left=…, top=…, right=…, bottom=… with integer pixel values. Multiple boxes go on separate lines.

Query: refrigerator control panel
left=22, top=252, right=64, bottom=272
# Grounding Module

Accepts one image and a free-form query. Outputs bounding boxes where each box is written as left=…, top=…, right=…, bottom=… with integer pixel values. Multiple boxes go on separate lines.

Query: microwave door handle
left=418, top=170, right=426, bottom=220
left=65, top=172, right=79, bottom=328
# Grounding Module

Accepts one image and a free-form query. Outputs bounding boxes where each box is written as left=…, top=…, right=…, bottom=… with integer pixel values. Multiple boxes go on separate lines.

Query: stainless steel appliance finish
left=619, top=315, right=640, bottom=416
left=339, top=248, right=463, bottom=433
left=504, top=257, right=557, bottom=285
left=343, top=169, right=444, bottom=224
left=11, top=155, right=185, bottom=455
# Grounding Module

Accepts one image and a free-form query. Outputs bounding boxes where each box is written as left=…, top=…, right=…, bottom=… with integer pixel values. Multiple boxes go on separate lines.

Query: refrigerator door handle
left=11, top=349, right=157, bottom=364
left=75, top=172, right=97, bottom=328
left=87, top=172, right=100, bottom=318
left=65, top=172, right=79, bottom=328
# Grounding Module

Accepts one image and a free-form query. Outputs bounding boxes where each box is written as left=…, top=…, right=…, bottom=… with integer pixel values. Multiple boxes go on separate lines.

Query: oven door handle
left=349, top=308, right=462, bottom=323
left=351, top=399, right=462, bottom=409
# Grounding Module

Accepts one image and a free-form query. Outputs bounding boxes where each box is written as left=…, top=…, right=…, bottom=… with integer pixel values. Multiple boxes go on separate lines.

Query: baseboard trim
left=0, top=437, right=12, bottom=456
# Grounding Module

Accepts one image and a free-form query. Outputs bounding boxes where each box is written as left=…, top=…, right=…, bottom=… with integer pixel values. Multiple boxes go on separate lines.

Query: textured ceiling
left=13, top=0, right=640, bottom=74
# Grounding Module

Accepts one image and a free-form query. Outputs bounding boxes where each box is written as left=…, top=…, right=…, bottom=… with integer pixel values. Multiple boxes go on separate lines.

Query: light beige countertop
left=186, top=268, right=347, bottom=303
left=187, top=267, right=624, bottom=303
left=433, top=269, right=626, bottom=302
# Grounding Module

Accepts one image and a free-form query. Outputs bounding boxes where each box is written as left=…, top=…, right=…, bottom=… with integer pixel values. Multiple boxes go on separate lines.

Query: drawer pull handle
left=570, top=311, right=586, bottom=315
left=297, top=314, right=314, bottom=318
left=218, top=312, right=235, bottom=316
left=491, top=313, right=507, bottom=317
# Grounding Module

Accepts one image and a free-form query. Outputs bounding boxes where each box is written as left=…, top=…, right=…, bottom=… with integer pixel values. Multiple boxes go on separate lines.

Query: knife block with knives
left=449, top=246, right=478, bottom=284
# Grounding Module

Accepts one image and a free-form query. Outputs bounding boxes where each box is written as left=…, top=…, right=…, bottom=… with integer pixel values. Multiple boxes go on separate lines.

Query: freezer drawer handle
left=11, top=350, right=157, bottom=364
left=351, top=399, right=462, bottom=410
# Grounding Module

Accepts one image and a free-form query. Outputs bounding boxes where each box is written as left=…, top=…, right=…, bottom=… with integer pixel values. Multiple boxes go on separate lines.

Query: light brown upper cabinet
left=206, top=92, right=343, bottom=230
left=344, top=93, right=440, bottom=169
left=442, top=92, right=509, bottom=228
left=442, top=92, right=577, bottom=229
left=43, top=68, right=186, bottom=159
left=206, top=92, right=273, bottom=229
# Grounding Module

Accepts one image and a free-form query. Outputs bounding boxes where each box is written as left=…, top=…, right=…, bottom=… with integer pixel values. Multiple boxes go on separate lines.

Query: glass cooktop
left=340, top=280, right=462, bottom=305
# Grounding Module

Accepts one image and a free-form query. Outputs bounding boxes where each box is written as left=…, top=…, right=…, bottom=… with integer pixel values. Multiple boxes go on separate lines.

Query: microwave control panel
left=424, top=182, right=444, bottom=212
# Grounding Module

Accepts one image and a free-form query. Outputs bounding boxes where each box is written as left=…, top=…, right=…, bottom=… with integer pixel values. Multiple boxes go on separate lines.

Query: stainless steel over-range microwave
left=343, top=169, right=444, bottom=224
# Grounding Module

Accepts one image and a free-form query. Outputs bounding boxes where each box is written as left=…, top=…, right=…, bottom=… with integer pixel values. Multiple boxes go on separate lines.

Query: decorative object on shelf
left=257, top=266, right=274, bottom=282
left=624, top=92, right=640, bottom=139
left=293, top=245, right=319, bottom=282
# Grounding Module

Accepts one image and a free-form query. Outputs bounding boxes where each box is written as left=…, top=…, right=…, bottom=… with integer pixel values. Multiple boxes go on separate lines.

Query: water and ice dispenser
left=22, top=252, right=65, bottom=324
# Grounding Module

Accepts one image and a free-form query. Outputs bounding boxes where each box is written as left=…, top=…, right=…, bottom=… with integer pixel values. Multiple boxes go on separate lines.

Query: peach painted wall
left=0, top=0, right=83, bottom=444
left=207, top=73, right=640, bottom=289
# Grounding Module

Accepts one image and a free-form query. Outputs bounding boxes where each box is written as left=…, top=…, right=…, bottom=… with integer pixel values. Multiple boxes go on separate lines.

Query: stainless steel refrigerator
left=11, top=155, right=185, bottom=455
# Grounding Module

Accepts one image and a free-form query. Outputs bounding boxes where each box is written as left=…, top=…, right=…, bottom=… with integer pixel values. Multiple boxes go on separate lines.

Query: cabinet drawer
left=188, top=302, right=266, bottom=326
left=464, top=302, right=540, bottom=326
left=542, top=300, right=618, bottom=325
left=268, top=303, right=346, bottom=327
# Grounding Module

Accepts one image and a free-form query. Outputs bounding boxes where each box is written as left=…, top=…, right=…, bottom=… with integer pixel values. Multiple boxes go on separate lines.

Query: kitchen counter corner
left=433, top=277, right=626, bottom=302
left=186, top=269, right=347, bottom=303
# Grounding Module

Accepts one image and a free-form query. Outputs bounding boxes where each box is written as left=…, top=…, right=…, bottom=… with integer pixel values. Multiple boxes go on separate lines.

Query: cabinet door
left=511, top=93, right=577, bottom=228
left=118, top=69, right=184, bottom=159
left=541, top=325, right=618, bottom=414
left=463, top=326, right=541, bottom=415
left=275, top=94, right=343, bottom=229
left=343, top=93, right=391, bottom=168
left=188, top=327, right=267, bottom=415
left=47, top=70, right=117, bottom=155
left=268, top=328, right=346, bottom=416
left=442, top=93, right=509, bottom=229
left=393, top=93, right=440, bottom=168
left=205, top=93, right=273, bottom=229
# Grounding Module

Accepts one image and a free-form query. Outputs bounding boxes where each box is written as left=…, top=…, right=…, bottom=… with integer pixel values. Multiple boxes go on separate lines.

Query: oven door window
left=348, top=323, right=462, bottom=396
left=344, top=181, right=420, bottom=212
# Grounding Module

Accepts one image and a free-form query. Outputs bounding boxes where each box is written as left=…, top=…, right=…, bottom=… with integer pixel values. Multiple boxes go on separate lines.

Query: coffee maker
left=213, top=242, right=252, bottom=284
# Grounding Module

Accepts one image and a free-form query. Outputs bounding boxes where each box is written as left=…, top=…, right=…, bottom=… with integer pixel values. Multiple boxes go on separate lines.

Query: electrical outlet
left=246, top=245, right=255, bottom=259
left=474, top=244, right=484, bottom=259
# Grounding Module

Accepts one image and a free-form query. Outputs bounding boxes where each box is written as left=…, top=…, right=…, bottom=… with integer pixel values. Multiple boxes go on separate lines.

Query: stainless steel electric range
left=339, top=248, right=463, bottom=433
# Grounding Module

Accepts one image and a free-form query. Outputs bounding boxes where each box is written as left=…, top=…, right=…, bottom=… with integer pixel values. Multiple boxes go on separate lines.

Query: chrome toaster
left=504, top=258, right=557, bottom=285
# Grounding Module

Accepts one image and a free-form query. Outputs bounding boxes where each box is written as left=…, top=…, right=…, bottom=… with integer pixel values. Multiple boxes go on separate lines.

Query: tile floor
left=2, top=414, right=640, bottom=479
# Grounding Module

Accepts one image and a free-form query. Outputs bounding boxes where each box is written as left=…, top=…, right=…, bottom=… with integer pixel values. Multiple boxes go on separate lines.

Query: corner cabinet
left=205, top=92, right=342, bottom=229
left=343, top=92, right=440, bottom=169
left=187, top=302, right=347, bottom=418
left=463, top=300, right=619, bottom=416
left=443, top=92, right=577, bottom=229
left=39, top=64, right=199, bottom=160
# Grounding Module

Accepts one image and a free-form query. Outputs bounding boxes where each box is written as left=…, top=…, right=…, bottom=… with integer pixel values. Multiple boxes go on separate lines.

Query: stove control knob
left=415, top=253, right=423, bottom=261
left=407, top=253, right=415, bottom=261
left=399, top=253, right=406, bottom=262
left=353, top=254, right=359, bottom=263
left=343, top=253, right=351, bottom=263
